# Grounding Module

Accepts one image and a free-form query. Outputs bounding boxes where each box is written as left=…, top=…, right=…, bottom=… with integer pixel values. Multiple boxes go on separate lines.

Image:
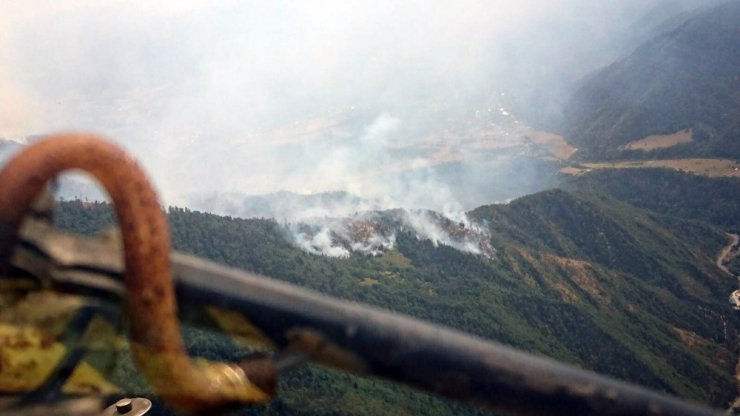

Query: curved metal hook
left=0, top=133, right=274, bottom=413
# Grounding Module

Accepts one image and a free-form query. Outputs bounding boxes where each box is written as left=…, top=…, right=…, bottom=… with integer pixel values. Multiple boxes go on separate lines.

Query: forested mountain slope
left=55, top=190, right=738, bottom=413
left=560, top=168, right=740, bottom=230
left=563, top=1, right=740, bottom=160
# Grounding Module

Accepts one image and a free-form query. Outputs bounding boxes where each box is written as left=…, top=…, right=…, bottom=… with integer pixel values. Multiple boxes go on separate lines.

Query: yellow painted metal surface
left=207, top=306, right=275, bottom=349
left=0, top=289, right=123, bottom=396
left=62, top=361, right=121, bottom=396
left=0, top=323, right=67, bottom=392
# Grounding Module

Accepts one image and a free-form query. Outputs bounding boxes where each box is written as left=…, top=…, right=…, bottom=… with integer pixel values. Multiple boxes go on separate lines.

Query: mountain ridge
left=55, top=188, right=738, bottom=412
left=563, top=1, right=740, bottom=160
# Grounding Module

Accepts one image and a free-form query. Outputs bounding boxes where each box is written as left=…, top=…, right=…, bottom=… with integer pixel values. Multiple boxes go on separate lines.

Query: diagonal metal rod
left=171, top=253, right=722, bottom=416
left=12, top=220, right=725, bottom=416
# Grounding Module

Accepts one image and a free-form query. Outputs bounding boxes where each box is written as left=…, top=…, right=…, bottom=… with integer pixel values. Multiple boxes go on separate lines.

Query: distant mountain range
left=563, top=1, right=740, bottom=160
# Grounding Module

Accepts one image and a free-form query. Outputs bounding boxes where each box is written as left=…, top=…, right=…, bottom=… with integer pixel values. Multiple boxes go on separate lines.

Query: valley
left=3, top=1, right=740, bottom=415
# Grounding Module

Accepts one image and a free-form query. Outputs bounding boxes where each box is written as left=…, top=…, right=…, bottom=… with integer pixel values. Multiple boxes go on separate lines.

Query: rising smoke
left=285, top=209, right=494, bottom=259
left=0, top=0, right=720, bottom=256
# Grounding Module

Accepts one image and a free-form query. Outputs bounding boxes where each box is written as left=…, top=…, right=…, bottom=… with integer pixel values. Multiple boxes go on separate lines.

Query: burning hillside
left=285, top=209, right=495, bottom=259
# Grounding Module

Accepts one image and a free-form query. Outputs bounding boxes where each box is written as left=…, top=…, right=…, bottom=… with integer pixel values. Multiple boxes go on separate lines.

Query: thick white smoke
left=1, top=0, right=719, bottom=203
left=0, top=0, right=720, bottom=258
left=285, top=209, right=494, bottom=259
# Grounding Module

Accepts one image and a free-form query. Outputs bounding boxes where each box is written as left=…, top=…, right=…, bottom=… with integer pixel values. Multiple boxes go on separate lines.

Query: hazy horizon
left=0, top=0, right=719, bottom=213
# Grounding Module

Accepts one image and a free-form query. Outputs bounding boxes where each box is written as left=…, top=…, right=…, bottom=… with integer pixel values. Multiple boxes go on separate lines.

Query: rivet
left=116, top=398, right=133, bottom=414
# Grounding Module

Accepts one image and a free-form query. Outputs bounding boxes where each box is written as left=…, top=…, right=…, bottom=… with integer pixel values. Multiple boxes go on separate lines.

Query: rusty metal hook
left=0, top=133, right=274, bottom=413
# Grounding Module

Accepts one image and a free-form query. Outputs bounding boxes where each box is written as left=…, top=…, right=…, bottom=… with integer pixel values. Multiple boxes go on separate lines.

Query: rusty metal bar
left=172, top=253, right=723, bottom=416
left=0, top=134, right=274, bottom=413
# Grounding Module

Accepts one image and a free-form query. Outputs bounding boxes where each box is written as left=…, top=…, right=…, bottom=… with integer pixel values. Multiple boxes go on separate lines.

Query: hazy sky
left=0, top=0, right=715, bottom=209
